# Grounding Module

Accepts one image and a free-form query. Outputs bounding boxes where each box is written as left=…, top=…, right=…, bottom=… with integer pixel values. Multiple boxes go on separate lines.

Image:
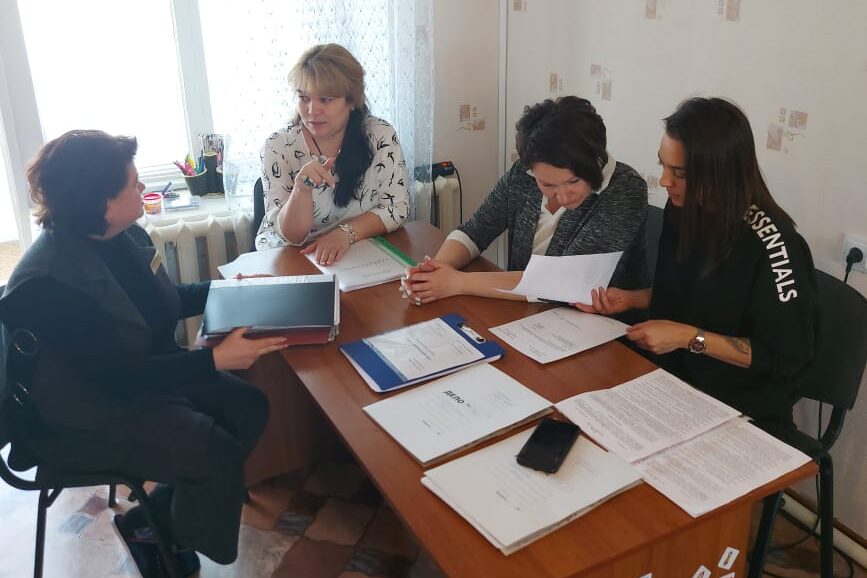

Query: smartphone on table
left=515, top=417, right=580, bottom=474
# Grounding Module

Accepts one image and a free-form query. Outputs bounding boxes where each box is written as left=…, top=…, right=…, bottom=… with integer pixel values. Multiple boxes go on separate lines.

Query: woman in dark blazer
left=403, top=96, right=648, bottom=304
left=0, top=130, right=288, bottom=576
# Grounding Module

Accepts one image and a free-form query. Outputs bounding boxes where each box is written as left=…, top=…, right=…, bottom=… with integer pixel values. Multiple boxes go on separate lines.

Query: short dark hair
left=515, top=96, right=608, bottom=189
left=664, top=97, right=793, bottom=271
left=28, top=130, right=138, bottom=236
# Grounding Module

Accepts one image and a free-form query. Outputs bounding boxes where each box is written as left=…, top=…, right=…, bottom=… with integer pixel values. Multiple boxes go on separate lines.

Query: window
left=0, top=0, right=432, bottom=251
left=17, top=1, right=189, bottom=171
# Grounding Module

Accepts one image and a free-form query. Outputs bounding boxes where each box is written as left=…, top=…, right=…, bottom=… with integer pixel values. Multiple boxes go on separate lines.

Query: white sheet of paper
left=555, top=368, right=740, bottom=463
left=306, top=238, right=406, bottom=292
left=636, top=419, right=810, bottom=517
left=217, top=247, right=284, bottom=279
left=422, top=430, right=641, bottom=554
left=503, top=251, right=623, bottom=303
left=489, top=308, right=628, bottom=364
left=364, top=317, right=484, bottom=381
left=363, top=364, right=551, bottom=465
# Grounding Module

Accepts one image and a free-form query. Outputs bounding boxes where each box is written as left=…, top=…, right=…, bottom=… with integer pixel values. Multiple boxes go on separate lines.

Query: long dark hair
left=664, top=97, right=794, bottom=272
left=289, top=43, right=374, bottom=207
left=515, top=96, right=607, bottom=189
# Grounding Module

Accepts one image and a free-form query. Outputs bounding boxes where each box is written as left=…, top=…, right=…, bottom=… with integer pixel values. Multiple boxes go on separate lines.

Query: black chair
left=251, top=177, right=264, bottom=249
left=0, top=327, right=183, bottom=578
left=749, top=270, right=867, bottom=578
left=645, top=204, right=664, bottom=283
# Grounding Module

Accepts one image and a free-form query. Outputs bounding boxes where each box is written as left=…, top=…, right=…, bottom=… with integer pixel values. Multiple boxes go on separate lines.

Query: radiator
left=143, top=213, right=254, bottom=344
left=414, top=174, right=461, bottom=232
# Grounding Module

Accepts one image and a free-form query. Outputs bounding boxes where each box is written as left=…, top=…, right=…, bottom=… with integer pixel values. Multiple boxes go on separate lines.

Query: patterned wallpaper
left=502, top=0, right=867, bottom=538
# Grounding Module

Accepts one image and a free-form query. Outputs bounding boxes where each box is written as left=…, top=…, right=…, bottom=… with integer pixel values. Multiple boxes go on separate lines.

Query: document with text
left=555, top=368, right=811, bottom=517
left=363, top=364, right=552, bottom=465
left=490, top=307, right=628, bottom=364
left=502, top=251, right=622, bottom=303
left=636, top=418, right=810, bottom=517
left=306, top=237, right=413, bottom=292
left=421, top=430, right=641, bottom=555
left=555, top=368, right=740, bottom=463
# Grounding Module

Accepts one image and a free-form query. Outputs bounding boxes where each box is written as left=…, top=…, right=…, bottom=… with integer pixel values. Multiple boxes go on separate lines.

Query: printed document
left=555, top=368, right=739, bottom=463
left=364, top=317, right=484, bottom=381
left=422, top=430, right=641, bottom=554
left=217, top=247, right=284, bottom=279
left=363, top=364, right=552, bottom=465
left=490, top=307, right=628, bottom=364
left=636, top=418, right=810, bottom=517
left=502, top=251, right=622, bottom=303
left=306, top=237, right=409, bottom=292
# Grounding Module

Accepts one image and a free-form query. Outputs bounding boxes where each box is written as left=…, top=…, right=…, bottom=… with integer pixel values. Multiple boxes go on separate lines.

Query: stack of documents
left=200, top=274, right=339, bottom=344
left=555, top=369, right=811, bottom=517
left=363, top=364, right=552, bottom=465
left=307, top=236, right=414, bottom=292
left=490, top=307, right=628, bottom=364
left=421, top=430, right=641, bottom=554
left=341, top=314, right=504, bottom=392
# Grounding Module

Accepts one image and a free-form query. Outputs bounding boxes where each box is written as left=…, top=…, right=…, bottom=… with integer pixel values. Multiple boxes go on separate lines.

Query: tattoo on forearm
left=724, top=336, right=751, bottom=355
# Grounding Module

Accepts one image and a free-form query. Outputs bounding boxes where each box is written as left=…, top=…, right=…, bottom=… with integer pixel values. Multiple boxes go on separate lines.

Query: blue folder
left=341, top=313, right=504, bottom=392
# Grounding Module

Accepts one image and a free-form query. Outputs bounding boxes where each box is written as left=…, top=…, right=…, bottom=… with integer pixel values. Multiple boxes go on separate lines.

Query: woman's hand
left=402, top=257, right=465, bottom=304
left=294, top=157, right=336, bottom=192
left=300, top=227, right=351, bottom=265
left=574, top=287, right=651, bottom=315
left=625, top=320, right=694, bottom=355
left=212, top=327, right=290, bottom=370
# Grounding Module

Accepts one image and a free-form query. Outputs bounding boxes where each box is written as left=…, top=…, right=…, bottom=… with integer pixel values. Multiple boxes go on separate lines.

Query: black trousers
left=15, top=372, right=268, bottom=564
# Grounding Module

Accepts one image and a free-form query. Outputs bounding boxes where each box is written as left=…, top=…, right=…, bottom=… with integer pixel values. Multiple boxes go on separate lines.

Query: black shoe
left=114, top=514, right=201, bottom=577
left=114, top=514, right=164, bottom=578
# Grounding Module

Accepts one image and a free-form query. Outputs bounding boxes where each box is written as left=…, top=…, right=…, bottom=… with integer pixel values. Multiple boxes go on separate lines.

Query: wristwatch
left=338, top=222, right=357, bottom=244
left=687, top=328, right=706, bottom=354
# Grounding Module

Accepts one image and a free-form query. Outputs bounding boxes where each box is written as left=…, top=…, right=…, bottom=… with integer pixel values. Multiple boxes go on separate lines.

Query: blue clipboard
left=340, top=313, right=504, bottom=392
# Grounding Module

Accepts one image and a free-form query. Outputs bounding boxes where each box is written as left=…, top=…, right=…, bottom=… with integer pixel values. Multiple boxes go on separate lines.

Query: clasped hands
left=400, top=256, right=464, bottom=305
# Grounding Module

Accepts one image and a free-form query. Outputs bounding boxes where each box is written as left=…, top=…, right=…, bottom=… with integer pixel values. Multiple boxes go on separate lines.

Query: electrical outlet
left=842, top=234, right=867, bottom=274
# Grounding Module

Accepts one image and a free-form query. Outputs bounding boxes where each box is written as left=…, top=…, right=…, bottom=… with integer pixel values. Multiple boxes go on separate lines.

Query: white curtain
left=200, top=0, right=434, bottom=219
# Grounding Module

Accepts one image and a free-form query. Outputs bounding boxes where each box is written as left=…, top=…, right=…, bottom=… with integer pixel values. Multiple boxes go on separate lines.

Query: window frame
left=0, top=0, right=215, bottom=247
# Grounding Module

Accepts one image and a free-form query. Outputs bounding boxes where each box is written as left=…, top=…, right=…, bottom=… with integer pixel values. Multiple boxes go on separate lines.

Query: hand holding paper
left=502, top=252, right=623, bottom=303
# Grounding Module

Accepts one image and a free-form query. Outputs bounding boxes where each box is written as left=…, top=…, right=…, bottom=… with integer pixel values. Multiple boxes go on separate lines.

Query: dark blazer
left=0, top=225, right=213, bottom=431
left=457, top=160, right=650, bottom=289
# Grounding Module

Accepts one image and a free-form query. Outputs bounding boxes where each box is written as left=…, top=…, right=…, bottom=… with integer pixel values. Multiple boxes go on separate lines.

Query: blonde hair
left=288, top=43, right=369, bottom=123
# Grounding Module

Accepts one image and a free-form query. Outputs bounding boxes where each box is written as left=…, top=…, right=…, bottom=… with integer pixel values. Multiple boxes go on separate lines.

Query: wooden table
left=243, top=221, right=816, bottom=578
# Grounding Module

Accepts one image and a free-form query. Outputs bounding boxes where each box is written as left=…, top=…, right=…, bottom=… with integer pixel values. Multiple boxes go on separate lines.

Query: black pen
left=538, top=297, right=573, bottom=307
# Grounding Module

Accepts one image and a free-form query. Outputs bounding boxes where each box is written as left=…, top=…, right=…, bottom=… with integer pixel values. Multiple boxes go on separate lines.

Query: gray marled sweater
left=458, top=160, right=649, bottom=289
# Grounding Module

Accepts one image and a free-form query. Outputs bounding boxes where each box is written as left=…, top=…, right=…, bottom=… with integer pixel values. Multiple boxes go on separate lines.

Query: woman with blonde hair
left=256, top=43, right=409, bottom=265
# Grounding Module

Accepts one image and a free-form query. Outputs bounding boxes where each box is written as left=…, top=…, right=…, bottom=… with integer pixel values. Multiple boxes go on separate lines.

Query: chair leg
left=819, top=455, right=834, bottom=578
left=34, top=488, right=50, bottom=578
left=748, top=491, right=784, bottom=578
left=127, top=483, right=183, bottom=578
left=108, top=484, right=117, bottom=508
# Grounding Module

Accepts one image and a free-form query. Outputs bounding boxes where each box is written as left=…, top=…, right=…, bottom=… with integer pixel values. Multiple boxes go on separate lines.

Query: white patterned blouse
left=255, top=115, right=409, bottom=250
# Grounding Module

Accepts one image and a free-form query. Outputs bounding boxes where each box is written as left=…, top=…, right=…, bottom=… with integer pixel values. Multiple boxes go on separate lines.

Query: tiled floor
left=0, top=453, right=864, bottom=578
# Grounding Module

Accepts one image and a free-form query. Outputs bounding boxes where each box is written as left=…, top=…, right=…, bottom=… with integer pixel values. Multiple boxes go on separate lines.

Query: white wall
left=499, top=0, right=867, bottom=537
left=432, top=0, right=501, bottom=260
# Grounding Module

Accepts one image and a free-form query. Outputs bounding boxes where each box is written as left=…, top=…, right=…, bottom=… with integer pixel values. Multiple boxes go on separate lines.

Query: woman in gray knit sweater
left=403, top=96, right=648, bottom=304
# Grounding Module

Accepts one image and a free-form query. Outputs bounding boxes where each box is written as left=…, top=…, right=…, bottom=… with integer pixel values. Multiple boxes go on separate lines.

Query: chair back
left=646, top=204, right=664, bottom=283
left=797, top=270, right=867, bottom=411
left=251, top=177, right=265, bottom=248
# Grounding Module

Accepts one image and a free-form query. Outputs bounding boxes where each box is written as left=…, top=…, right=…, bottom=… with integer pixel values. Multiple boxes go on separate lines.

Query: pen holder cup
left=184, top=170, right=210, bottom=196
left=204, top=153, right=224, bottom=194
